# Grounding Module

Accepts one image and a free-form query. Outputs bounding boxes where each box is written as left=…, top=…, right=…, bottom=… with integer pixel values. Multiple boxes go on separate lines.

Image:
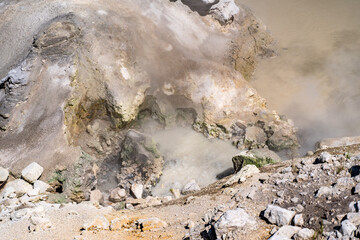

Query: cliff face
left=0, top=0, right=298, bottom=177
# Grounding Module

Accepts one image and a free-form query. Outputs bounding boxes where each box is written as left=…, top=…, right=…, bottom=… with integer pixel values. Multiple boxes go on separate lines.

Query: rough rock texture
left=263, top=205, right=296, bottom=226
left=0, top=0, right=298, bottom=180
left=0, top=166, right=9, bottom=183
left=117, top=130, right=163, bottom=196
left=21, top=162, right=44, bottom=183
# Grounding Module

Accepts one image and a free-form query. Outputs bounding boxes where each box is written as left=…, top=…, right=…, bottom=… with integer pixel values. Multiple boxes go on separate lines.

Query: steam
left=240, top=0, right=360, bottom=153
left=151, top=127, right=240, bottom=196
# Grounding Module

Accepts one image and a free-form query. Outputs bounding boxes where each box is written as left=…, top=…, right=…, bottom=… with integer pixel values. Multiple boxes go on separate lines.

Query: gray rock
left=315, top=186, right=332, bottom=198
left=90, top=189, right=104, bottom=205
left=214, top=208, right=257, bottom=236
left=293, top=228, right=315, bottom=240
left=224, top=164, right=260, bottom=187
left=33, top=180, right=51, bottom=194
left=209, top=0, right=241, bottom=25
left=21, top=162, right=44, bottom=183
left=181, top=179, right=200, bottom=195
left=293, top=214, right=304, bottom=226
left=1, top=179, right=32, bottom=198
left=316, top=152, right=332, bottom=164
left=354, top=183, right=360, bottom=194
left=109, top=188, right=126, bottom=203
left=346, top=212, right=360, bottom=225
left=271, top=225, right=301, bottom=239
left=263, top=205, right=296, bottom=226
left=340, top=220, right=356, bottom=236
left=0, top=167, right=9, bottom=183
left=131, top=183, right=143, bottom=199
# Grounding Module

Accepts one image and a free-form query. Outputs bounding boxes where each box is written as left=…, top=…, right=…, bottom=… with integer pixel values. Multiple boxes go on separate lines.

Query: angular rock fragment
left=21, top=162, right=43, bottom=183
left=263, top=205, right=296, bottom=226
left=181, top=179, right=201, bottom=195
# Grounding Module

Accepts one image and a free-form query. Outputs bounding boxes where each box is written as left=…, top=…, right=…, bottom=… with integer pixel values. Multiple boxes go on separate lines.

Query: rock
left=340, top=220, right=356, bottom=236
left=232, top=149, right=281, bottom=172
left=109, top=188, right=126, bottom=202
left=110, top=216, right=130, bottom=231
left=90, top=189, right=104, bottom=205
left=346, top=213, right=360, bottom=225
left=315, top=186, right=332, bottom=198
left=263, top=205, right=296, bottom=226
left=21, top=162, right=44, bottom=183
left=136, top=217, right=167, bottom=231
left=27, top=188, right=40, bottom=197
left=1, top=179, right=32, bottom=198
left=271, top=225, right=301, bottom=239
left=293, top=228, right=315, bottom=240
left=181, top=179, right=201, bottom=194
left=224, top=165, right=260, bottom=187
left=214, top=208, right=257, bottom=236
left=243, top=126, right=267, bottom=149
left=33, top=180, right=51, bottom=194
left=269, top=235, right=291, bottom=240
left=30, top=216, right=52, bottom=231
left=314, top=152, right=332, bottom=164
left=170, top=188, right=181, bottom=199
left=118, top=130, right=163, bottom=194
left=0, top=167, right=9, bottom=183
left=354, top=183, right=360, bottom=194
left=293, top=214, right=304, bottom=226
left=82, top=215, right=110, bottom=231
left=316, top=136, right=360, bottom=150
left=130, top=184, right=143, bottom=199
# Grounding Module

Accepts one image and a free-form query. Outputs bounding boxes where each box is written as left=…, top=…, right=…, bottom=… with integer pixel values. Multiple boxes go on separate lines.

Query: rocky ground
left=1, top=140, right=360, bottom=240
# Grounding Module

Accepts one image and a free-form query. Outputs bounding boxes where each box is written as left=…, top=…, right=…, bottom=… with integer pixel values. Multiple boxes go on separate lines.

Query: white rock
left=90, top=189, right=104, bottom=205
left=27, top=188, right=40, bottom=197
left=263, top=205, right=296, bottom=226
left=215, top=208, right=257, bottom=236
left=224, top=164, right=260, bottom=186
left=130, top=184, right=143, bottom=199
left=293, top=214, right=304, bottom=226
left=33, top=180, right=51, bottom=194
left=294, top=228, right=315, bottom=239
left=82, top=215, right=109, bottom=230
left=1, top=179, right=32, bottom=198
left=316, top=152, right=332, bottom=163
left=340, top=220, right=356, bottom=236
left=209, top=0, right=241, bottom=24
left=109, top=188, right=126, bottom=202
left=181, top=179, right=200, bottom=194
left=21, top=162, right=44, bottom=183
left=346, top=212, right=360, bottom=225
left=315, top=186, right=332, bottom=198
left=0, top=167, right=9, bottom=182
left=269, top=236, right=291, bottom=240
left=271, top=225, right=301, bottom=238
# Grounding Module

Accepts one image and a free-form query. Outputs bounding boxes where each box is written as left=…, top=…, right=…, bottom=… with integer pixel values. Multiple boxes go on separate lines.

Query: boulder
left=224, top=164, right=259, bottom=187
left=82, top=215, right=110, bottom=231
left=21, top=162, right=43, bottom=183
left=293, top=214, right=304, bottom=226
left=214, top=208, right=257, bottom=237
left=90, top=190, right=104, bottom=205
left=33, top=180, right=51, bottom=194
left=130, top=184, right=144, bottom=199
left=181, top=179, right=201, bottom=195
left=314, top=152, right=332, bottom=164
left=340, top=220, right=356, bottom=236
left=263, top=205, right=296, bottom=226
left=293, top=228, right=315, bottom=240
left=0, top=167, right=9, bottom=183
left=232, top=149, right=281, bottom=172
left=136, top=217, right=167, bottom=231
left=1, top=179, right=32, bottom=198
left=271, top=225, right=301, bottom=239
left=109, top=188, right=126, bottom=203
